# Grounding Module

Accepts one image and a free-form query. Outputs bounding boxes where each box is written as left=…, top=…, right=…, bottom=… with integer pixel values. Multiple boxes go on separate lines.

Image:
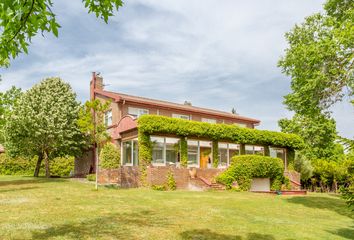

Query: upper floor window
left=202, top=118, right=217, bottom=124
left=172, top=113, right=190, bottom=120
left=104, top=110, right=112, bottom=126
left=128, top=107, right=149, bottom=118
left=234, top=123, right=247, bottom=128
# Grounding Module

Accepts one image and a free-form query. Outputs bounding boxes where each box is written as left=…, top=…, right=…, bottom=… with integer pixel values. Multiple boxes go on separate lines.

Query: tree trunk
left=44, top=151, right=50, bottom=178
left=33, top=154, right=43, bottom=177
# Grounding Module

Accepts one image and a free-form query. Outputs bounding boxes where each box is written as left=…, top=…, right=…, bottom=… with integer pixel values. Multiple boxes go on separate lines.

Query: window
left=128, top=107, right=149, bottom=118
left=151, top=137, right=164, bottom=165
left=104, top=110, right=112, bottom=126
left=218, top=143, right=228, bottom=167
left=166, top=138, right=179, bottom=165
left=245, top=145, right=264, bottom=155
left=218, top=143, right=240, bottom=167
left=122, top=141, right=132, bottom=165
left=122, top=140, right=139, bottom=166
left=235, top=123, right=247, bottom=128
left=172, top=113, right=190, bottom=120
left=150, top=136, right=180, bottom=166
left=270, top=147, right=285, bottom=161
left=202, top=118, right=217, bottom=124
left=187, top=140, right=198, bottom=166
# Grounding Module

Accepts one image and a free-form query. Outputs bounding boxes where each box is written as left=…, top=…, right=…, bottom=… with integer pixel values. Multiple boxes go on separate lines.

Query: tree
left=100, top=142, right=120, bottom=169
left=278, top=114, right=338, bottom=160
left=4, top=77, right=87, bottom=177
left=0, top=86, right=22, bottom=143
left=77, top=99, right=111, bottom=189
left=278, top=0, right=354, bottom=117
left=0, top=0, right=123, bottom=67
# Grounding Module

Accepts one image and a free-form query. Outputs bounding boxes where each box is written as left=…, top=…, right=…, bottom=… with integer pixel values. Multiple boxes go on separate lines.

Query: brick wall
left=98, top=166, right=225, bottom=189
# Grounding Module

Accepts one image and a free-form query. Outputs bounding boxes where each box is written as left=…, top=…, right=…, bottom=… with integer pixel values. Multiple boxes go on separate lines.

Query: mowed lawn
left=0, top=176, right=353, bottom=240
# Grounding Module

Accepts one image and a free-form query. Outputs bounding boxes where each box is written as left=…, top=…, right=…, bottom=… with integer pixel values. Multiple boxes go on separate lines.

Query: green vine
left=212, top=140, right=219, bottom=168
left=180, top=137, right=188, bottom=167
left=138, top=132, right=152, bottom=186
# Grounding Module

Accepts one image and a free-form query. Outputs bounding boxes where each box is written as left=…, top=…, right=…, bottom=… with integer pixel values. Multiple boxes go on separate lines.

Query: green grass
left=0, top=176, right=352, bottom=240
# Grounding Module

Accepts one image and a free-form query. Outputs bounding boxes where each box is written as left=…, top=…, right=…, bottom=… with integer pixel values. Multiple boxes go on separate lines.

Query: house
left=76, top=72, right=302, bottom=190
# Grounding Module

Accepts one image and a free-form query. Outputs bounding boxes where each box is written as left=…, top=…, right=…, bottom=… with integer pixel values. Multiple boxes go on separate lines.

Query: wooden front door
left=200, top=147, right=211, bottom=169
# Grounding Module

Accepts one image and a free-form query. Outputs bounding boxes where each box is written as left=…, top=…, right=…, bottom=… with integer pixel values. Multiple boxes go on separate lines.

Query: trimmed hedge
left=100, top=143, right=120, bottom=169
left=216, top=155, right=287, bottom=191
left=137, top=115, right=304, bottom=149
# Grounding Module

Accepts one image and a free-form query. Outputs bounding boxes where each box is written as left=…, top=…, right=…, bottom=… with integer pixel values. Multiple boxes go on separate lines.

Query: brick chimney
left=90, top=72, right=104, bottom=100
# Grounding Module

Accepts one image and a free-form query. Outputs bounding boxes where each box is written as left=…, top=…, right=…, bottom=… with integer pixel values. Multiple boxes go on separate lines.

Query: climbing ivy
left=138, top=115, right=303, bottom=149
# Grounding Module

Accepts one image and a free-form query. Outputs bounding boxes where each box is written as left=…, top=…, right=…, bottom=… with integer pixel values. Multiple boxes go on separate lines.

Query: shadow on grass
left=180, top=229, right=275, bottom=240
left=0, top=186, right=39, bottom=193
left=285, top=196, right=353, bottom=219
left=31, top=210, right=169, bottom=239
left=327, top=226, right=354, bottom=240
left=0, top=177, right=66, bottom=187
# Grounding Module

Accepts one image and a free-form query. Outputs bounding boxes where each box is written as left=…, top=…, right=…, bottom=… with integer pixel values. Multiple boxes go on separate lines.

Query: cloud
left=1, top=0, right=353, bottom=138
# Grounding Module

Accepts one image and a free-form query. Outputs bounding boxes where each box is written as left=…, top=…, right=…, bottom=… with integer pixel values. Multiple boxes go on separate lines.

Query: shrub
left=86, top=174, right=96, bottom=181
left=100, top=143, right=120, bottom=169
left=216, top=155, right=285, bottom=191
left=50, top=156, right=74, bottom=176
left=166, top=170, right=176, bottom=190
left=151, top=185, right=166, bottom=191
left=0, top=154, right=73, bottom=176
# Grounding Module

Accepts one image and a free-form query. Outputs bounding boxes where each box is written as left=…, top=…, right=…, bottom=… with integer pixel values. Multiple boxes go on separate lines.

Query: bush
left=50, top=156, right=74, bottom=176
left=166, top=170, right=176, bottom=190
left=86, top=174, right=96, bottom=181
left=0, top=154, right=74, bottom=176
left=151, top=185, right=166, bottom=191
left=100, top=143, right=120, bottom=169
left=216, top=155, right=285, bottom=191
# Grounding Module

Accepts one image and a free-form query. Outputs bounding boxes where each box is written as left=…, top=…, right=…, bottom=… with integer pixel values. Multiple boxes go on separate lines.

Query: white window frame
left=104, top=109, right=112, bottom=126
left=172, top=113, right=190, bottom=120
left=187, top=139, right=200, bottom=168
left=121, top=139, right=138, bottom=166
left=128, top=107, right=149, bottom=118
left=201, top=118, right=217, bottom=124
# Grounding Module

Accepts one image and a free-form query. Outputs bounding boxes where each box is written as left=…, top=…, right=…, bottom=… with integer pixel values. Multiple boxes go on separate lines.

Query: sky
left=0, top=0, right=353, bottom=138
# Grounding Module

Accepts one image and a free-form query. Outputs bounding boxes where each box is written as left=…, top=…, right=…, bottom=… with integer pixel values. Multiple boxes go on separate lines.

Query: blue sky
left=0, top=0, right=353, bottom=138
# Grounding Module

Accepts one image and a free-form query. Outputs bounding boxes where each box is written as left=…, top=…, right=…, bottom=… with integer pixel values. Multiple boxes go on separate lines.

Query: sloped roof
left=94, top=89, right=260, bottom=124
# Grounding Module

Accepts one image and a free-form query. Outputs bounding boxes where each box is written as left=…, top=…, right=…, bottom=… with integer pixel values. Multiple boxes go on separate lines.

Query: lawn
left=0, top=176, right=352, bottom=240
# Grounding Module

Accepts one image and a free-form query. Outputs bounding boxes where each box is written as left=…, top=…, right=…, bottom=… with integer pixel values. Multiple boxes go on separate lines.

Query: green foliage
left=279, top=114, right=338, bottom=160
left=216, top=155, right=285, bottom=191
left=151, top=185, right=166, bottom=191
left=340, top=180, right=354, bottom=209
left=0, top=0, right=123, bottom=67
left=0, top=154, right=74, bottom=176
left=166, top=170, right=176, bottom=191
left=100, top=143, right=120, bottom=169
left=180, top=137, right=188, bottom=167
left=212, top=141, right=219, bottom=168
left=294, top=152, right=314, bottom=181
left=278, top=0, right=354, bottom=116
left=4, top=77, right=87, bottom=177
left=78, top=99, right=111, bottom=148
left=138, top=115, right=303, bottom=150
left=0, top=86, right=22, bottom=143
left=137, top=132, right=151, bottom=185
left=50, top=156, right=74, bottom=176
left=86, top=174, right=96, bottom=182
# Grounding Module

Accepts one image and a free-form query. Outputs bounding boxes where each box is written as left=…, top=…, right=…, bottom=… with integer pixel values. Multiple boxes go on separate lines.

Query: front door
left=200, top=147, right=211, bottom=169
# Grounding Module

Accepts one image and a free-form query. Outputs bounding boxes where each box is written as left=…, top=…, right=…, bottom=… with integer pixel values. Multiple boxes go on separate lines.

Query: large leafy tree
left=0, top=86, right=22, bottom=143
left=0, top=0, right=123, bottom=67
left=278, top=0, right=354, bottom=117
left=4, top=77, right=87, bottom=177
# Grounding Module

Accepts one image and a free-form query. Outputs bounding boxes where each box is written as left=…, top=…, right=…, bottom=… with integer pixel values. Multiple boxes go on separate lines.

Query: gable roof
left=94, top=89, right=260, bottom=124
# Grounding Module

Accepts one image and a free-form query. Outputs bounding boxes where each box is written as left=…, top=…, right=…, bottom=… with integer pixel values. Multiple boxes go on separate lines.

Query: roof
left=94, top=89, right=260, bottom=124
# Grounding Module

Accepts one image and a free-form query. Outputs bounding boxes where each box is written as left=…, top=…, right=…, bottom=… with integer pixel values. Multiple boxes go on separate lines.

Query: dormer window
left=128, top=107, right=149, bottom=118
left=104, top=110, right=112, bottom=126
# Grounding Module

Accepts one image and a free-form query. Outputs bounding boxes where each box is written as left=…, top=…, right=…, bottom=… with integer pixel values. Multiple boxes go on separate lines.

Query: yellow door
left=200, top=147, right=210, bottom=169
